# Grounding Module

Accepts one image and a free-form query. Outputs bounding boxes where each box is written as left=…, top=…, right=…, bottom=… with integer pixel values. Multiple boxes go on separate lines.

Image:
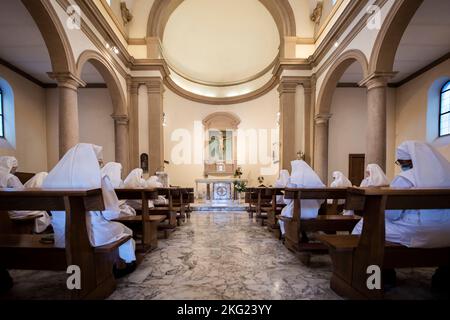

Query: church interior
left=0, top=0, right=450, bottom=301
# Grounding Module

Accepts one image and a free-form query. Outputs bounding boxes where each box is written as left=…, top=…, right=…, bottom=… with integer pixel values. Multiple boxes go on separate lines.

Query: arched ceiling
left=162, top=0, right=280, bottom=86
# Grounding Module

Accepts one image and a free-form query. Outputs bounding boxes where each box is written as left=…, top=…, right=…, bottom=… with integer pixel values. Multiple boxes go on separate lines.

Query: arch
left=76, top=50, right=127, bottom=117
left=21, top=0, right=76, bottom=74
left=369, top=0, right=423, bottom=74
left=316, top=50, right=369, bottom=115
left=202, top=112, right=241, bottom=130
left=147, top=0, right=296, bottom=40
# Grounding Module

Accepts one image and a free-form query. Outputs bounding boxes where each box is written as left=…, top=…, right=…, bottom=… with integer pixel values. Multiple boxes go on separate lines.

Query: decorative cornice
left=314, top=113, right=332, bottom=125
left=164, top=75, right=279, bottom=105
left=112, top=114, right=129, bottom=125
left=359, top=72, right=398, bottom=89
left=146, top=78, right=165, bottom=95
left=273, top=59, right=312, bottom=77
left=47, top=72, right=86, bottom=90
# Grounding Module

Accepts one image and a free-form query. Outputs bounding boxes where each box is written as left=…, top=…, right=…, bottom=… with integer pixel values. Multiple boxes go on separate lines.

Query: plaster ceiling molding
left=146, top=0, right=300, bottom=104
left=162, top=0, right=280, bottom=86
left=120, top=2, right=133, bottom=25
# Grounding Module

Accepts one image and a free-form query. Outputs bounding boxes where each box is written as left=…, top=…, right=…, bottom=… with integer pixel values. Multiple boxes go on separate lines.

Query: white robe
left=0, top=157, right=51, bottom=233
left=353, top=141, right=450, bottom=248
left=360, top=164, right=390, bottom=187
left=123, top=168, right=155, bottom=209
left=279, top=160, right=325, bottom=235
left=147, top=176, right=168, bottom=206
left=43, top=143, right=136, bottom=263
left=329, top=171, right=353, bottom=215
left=101, top=162, right=136, bottom=217
left=274, top=170, right=290, bottom=203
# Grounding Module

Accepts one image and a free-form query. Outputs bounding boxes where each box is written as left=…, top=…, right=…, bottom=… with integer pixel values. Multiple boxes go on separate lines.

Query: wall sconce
left=162, top=112, right=167, bottom=127
left=105, top=42, right=119, bottom=55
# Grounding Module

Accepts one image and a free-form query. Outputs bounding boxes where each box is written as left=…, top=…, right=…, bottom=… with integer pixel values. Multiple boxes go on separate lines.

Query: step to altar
left=192, top=201, right=249, bottom=212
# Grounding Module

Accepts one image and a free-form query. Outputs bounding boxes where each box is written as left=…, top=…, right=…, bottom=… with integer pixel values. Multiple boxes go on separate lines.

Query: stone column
left=302, top=80, right=313, bottom=165
left=360, top=73, right=394, bottom=171
left=313, top=114, right=332, bottom=184
left=128, top=80, right=140, bottom=169
left=112, top=114, right=130, bottom=175
left=278, top=78, right=298, bottom=170
left=146, top=78, right=165, bottom=175
left=49, top=72, right=85, bottom=158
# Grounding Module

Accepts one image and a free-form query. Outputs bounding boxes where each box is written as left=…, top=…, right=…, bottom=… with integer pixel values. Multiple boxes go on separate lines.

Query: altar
left=195, top=178, right=248, bottom=201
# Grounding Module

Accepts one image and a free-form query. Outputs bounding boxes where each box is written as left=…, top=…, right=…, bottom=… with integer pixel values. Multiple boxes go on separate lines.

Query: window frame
left=439, top=81, right=450, bottom=137
left=0, top=87, right=4, bottom=138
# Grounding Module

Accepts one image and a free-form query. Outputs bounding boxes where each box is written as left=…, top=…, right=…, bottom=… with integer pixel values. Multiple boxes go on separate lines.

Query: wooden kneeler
left=0, top=188, right=127, bottom=300
left=317, top=187, right=450, bottom=299
left=280, top=188, right=361, bottom=264
left=114, top=189, right=164, bottom=252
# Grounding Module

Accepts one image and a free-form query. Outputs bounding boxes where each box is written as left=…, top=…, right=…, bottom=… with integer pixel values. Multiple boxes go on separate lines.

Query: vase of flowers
left=233, top=180, right=247, bottom=204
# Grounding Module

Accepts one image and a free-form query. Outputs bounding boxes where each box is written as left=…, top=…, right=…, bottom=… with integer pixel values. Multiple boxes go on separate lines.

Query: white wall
left=328, top=87, right=396, bottom=182
left=46, top=88, right=115, bottom=168
left=328, top=87, right=367, bottom=182
left=163, top=88, right=280, bottom=188
left=396, top=59, right=450, bottom=167
left=0, top=65, right=48, bottom=173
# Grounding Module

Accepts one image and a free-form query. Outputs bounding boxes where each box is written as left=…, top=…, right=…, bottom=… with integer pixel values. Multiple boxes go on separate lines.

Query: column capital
left=314, top=113, right=332, bottom=125
left=128, top=80, right=140, bottom=95
left=278, top=78, right=298, bottom=94
left=146, top=78, right=165, bottom=94
left=112, top=114, right=129, bottom=125
left=48, top=72, right=86, bottom=90
left=359, top=71, right=397, bottom=90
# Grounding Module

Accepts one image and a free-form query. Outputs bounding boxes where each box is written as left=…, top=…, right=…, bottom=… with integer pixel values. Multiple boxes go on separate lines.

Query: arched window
left=0, top=87, right=4, bottom=138
left=440, top=81, right=450, bottom=137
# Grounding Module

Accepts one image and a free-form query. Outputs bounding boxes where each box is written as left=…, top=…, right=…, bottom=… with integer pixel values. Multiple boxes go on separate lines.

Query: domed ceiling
left=161, top=0, right=280, bottom=98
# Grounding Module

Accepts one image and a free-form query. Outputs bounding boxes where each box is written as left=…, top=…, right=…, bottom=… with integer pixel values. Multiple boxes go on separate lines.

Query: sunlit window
left=440, top=81, right=450, bottom=137
left=0, top=88, right=4, bottom=138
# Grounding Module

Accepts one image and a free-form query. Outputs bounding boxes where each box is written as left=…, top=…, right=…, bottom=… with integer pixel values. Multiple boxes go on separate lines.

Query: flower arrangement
left=233, top=180, right=247, bottom=193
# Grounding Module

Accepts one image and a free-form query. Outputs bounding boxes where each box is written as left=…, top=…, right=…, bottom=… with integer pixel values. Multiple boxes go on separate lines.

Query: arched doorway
left=314, top=50, right=369, bottom=183
left=76, top=50, right=130, bottom=174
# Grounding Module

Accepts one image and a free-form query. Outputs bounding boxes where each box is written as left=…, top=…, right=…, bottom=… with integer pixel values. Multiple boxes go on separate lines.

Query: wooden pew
left=154, top=187, right=185, bottom=228
left=14, top=172, right=35, bottom=185
left=170, top=188, right=194, bottom=224
left=317, top=187, right=450, bottom=299
left=9, top=172, right=47, bottom=234
left=114, top=189, right=165, bottom=252
left=0, top=188, right=128, bottom=299
left=245, top=188, right=258, bottom=218
left=253, top=187, right=274, bottom=226
left=264, top=188, right=287, bottom=238
left=280, top=188, right=361, bottom=263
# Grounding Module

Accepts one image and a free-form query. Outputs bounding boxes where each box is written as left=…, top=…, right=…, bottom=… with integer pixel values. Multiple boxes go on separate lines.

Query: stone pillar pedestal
left=128, top=81, right=140, bottom=169
left=112, top=114, right=130, bottom=175
left=313, top=114, right=331, bottom=183
left=359, top=73, right=395, bottom=170
left=146, top=78, right=165, bottom=175
left=278, top=79, right=298, bottom=171
left=49, top=72, right=85, bottom=158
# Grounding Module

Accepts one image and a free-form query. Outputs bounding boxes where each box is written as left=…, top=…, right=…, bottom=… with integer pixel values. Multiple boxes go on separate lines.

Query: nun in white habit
left=101, top=162, right=136, bottom=217
left=360, top=164, right=390, bottom=187
left=353, top=141, right=450, bottom=248
left=329, top=171, right=353, bottom=215
left=42, top=143, right=136, bottom=263
left=0, top=156, right=51, bottom=233
left=279, top=160, right=325, bottom=235
left=123, top=168, right=155, bottom=209
left=274, top=170, right=290, bottom=203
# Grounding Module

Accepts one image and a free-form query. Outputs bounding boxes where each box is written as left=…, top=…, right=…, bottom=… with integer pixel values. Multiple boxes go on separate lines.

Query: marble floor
left=2, top=212, right=448, bottom=300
